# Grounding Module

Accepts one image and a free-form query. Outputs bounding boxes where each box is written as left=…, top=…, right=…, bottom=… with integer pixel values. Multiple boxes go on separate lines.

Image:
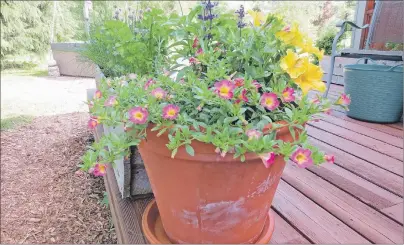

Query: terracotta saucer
left=142, top=199, right=275, bottom=244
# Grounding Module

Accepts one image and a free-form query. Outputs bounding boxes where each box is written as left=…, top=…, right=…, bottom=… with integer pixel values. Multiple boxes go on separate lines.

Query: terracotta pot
left=138, top=123, right=298, bottom=244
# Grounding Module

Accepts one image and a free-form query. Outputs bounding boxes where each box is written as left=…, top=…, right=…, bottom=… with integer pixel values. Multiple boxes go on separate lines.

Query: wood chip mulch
left=1, top=112, right=117, bottom=244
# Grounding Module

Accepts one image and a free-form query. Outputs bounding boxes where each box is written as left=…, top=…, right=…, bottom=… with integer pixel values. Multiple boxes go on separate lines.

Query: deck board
left=270, top=211, right=311, bottom=244
left=319, top=114, right=403, bottom=148
left=282, top=164, right=403, bottom=244
left=381, top=203, right=404, bottom=224
left=307, top=126, right=403, bottom=176
left=307, top=162, right=402, bottom=209
left=273, top=181, right=371, bottom=244
left=101, top=84, right=403, bottom=244
left=309, top=120, right=403, bottom=160
left=308, top=137, right=403, bottom=197
left=330, top=110, right=403, bottom=138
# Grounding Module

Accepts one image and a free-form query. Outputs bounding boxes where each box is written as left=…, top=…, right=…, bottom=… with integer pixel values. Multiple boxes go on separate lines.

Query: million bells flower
left=93, top=163, right=106, bottom=177
left=128, top=107, right=149, bottom=124
left=151, top=88, right=167, bottom=100
left=282, top=87, right=295, bottom=102
left=259, top=152, right=276, bottom=168
left=336, top=93, right=351, bottom=106
left=88, top=116, right=98, bottom=130
left=291, top=148, right=313, bottom=168
left=162, top=104, right=180, bottom=120
left=104, top=95, right=118, bottom=107
left=260, top=92, right=280, bottom=111
left=246, top=129, right=262, bottom=140
left=214, top=80, right=235, bottom=99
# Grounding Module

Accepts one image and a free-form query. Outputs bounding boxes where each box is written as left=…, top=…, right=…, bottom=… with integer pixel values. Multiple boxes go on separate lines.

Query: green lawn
left=1, top=115, right=34, bottom=131
left=1, top=68, right=48, bottom=77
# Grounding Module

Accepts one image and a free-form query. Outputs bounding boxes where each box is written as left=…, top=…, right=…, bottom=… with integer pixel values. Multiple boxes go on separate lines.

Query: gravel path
left=1, top=75, right=95, bottom=118
left=1, top=75, right=116, bottom=243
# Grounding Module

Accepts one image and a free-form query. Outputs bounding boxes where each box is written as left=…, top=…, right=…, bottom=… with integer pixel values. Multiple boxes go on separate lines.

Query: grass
left=1, top=68, right=48, bottom=77
left=1, top=115, right=34, bottom=131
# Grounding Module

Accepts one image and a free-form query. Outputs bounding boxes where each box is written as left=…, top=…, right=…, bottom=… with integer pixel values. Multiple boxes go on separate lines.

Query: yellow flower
left=298, top=34, right=324, bottom=60
left=247, top=10, right=266, bottom=27
left=294, top=63, right=325, bottom=94
left=280, top=50, right=309, bottom=79
left=276, top=23, right=303, bottom=46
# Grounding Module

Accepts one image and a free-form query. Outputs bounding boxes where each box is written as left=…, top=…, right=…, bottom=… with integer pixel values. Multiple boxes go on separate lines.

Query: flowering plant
left=82, top=2, right=350, bottom=175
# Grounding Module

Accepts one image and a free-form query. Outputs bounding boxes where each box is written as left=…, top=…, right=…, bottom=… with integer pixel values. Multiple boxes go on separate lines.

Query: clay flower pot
left=138, top=123, right=298, bottom=244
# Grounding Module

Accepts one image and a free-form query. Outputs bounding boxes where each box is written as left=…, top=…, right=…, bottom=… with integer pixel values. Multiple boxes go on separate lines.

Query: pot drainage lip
left=142, top=199, right=275, bottom=244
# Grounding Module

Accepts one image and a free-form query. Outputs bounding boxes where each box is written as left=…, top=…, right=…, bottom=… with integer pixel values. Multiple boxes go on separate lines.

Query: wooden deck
left=103, top=84, right=404, bottom=244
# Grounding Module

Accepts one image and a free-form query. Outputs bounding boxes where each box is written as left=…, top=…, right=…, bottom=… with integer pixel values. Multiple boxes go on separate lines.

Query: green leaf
left=224, top=116, right=238, bottom=124
left=171, top=148, right=178, bottom=158
left=185, top=144, right=195, bottom=156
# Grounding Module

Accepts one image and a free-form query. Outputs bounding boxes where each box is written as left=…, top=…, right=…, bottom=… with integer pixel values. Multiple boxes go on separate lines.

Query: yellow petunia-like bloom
left=247, top=10, right=266, bottom=27
left=294, top=63, right=325, bottom=94
left=280, top=50, right=309, bottom=79
left=276, top=23, right=303, bottom=46
left=298, top=34, right=324, bottom=60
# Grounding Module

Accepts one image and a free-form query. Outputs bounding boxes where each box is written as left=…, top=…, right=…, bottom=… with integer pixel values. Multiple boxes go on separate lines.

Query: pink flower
left=323, top=108, right=332, bottom=115
left=324, top=154, right=335, bottom=164
left=162, top=104, right=180, bottom=120
left=234, top=78, right=244, bottom=87
left=311, top=98, right=320, bottom=104
left=220, top=151, right=227, bottom=158
left=93, top=163, right=106, bottom=177
left=197, top=104, right=203, bottom=111
left=189, top=57, right=200, bottom=64
left=239, top=89, right=249, bottom=103
left=282, top=25, right=291, bottom=32
left=128, top=107, right=149, bottom=124
left=246, top=129, right=262, bottom=140
left=215, top=147, right=221, bottom=154
left=192, top=37, right=199, bottom=48
left=151, top=88, right=167, bottom=100
left=259, top=152, right=276, bottom=168
left=144, top=78, right=155, bottom=90
left=214, top=80, right=235, bottom=99
left=260, top=93, right=280, bottom=111
left=179, top=78, right=185, bottom=84
left=88, top=116, right=98, bottom=130
left=336, top=93, right=351, bottom=106
left=104, top=96, right=118, bottom=107
left=128, top=73, right=137, bottom=80
left=282, top=87, right=295, bottom=102
left=94, top=90, right=102, bottom=99
left=88, top=100, right=94, bottom=109
left=252, top=80, right=262, bottom=91
left=291, top=148, right=313, bottom=168
left=196, top=48, right=203, bottom=56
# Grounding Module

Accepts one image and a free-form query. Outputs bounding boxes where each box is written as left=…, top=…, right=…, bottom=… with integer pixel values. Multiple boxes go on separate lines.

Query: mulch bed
left=1, top=112, right=117, bottom=244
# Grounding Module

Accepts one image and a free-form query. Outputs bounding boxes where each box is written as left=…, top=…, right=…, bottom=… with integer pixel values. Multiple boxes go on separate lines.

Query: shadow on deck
left=102, top=84, right=404, bottom=244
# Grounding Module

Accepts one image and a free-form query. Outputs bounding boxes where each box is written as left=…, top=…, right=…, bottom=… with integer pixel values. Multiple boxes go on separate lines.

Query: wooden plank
left=307, top=126, right=403, bottom=176
left=381, top=203, right=404, bottom=224
left=273, top=181, right=371, bottom=244
left=308, top=137, right=404, bottom=197
left=330, top=110, right=403, bottom=138
left=309, top=120, right=403, bottom=160
left=307, top=163, right=402, bottom=209
left=104, top=165, right=149, bottom=244
left=319, top=114, right=403, bottom=148
left=270, top=211, right=311, bottom=244
left=282, top=163, right=404, bottom=244
left=387, top=123, right=403, bottom=130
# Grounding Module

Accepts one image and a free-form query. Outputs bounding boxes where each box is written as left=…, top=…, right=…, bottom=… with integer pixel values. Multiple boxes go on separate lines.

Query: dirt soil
left=1, top=112, right=117, bottom=244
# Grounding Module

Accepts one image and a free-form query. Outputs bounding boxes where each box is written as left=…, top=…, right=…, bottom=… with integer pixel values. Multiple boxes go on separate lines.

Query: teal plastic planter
left=343, top=61, right=403, bottom=123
